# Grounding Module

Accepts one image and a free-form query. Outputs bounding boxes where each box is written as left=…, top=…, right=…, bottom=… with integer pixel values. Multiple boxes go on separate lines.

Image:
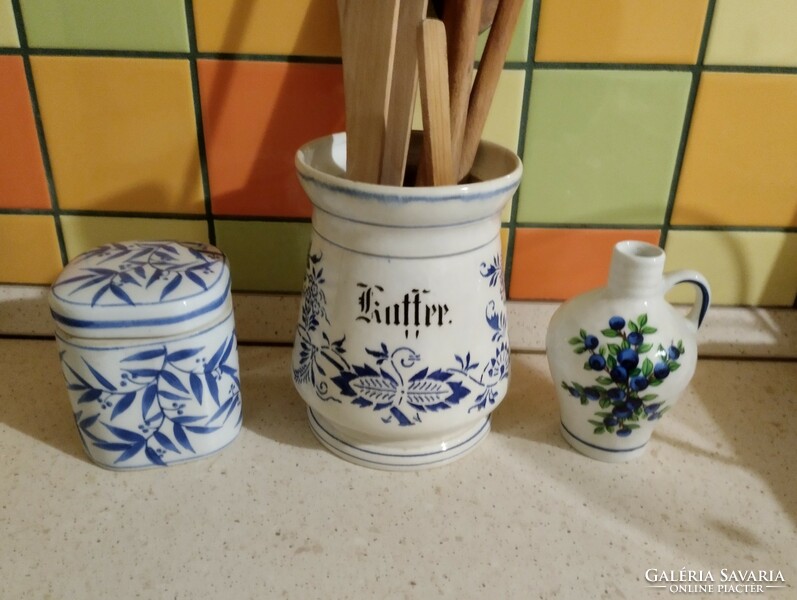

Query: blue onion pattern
left=561, top=314, right=685, bottom=437
left=293, top=252, right=509, bottom=425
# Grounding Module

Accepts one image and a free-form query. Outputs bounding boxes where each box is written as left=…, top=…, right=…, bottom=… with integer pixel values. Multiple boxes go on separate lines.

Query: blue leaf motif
left=153, top=431, right=180, bottom=454
left=160, top=370, right=189, bottom=394
left=83, top=358, right=117, bottom=391
left=173, top=423, right=195, bottom=453
left=109, top=284, right=135, bottom=306
left=141, top=384, right=157, bottom=419
left=103, top=423, right=145, bottom=444
left=111, top=392, right=136, bottom=420
left=158, top=390, right=189, bottom=401
left=185, top=270, right=208, bottom=290
left=160, top=273, right=182, bottom=301
left=205, top=372, right=220, bottom=405
left=189, top=373, right=203, bottom=405
left=116, top=441, right=146, bottom=463
left=78, top=388, right=102, bottom=404
left=123, top=348, right=166, bottom=362
left=91, top=282, right=112, bottom=306
left=145, top=446, right=167, bottom=466
left=208, top=397, right=234, bottom=425
left=167, top=347, right=204, bottom=362
left=184, top=425, right=221, bottom=434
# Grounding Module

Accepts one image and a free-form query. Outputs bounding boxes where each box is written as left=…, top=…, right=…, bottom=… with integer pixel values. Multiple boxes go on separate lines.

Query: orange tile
left=535, top=0, right=708, bottom=64
left=509, top=228, right=661, bottom=301
left=0, top=56, right=49, bottom=209
left=198, top=60, right=345, bottom=217
left=672, top=72, right=797, bottom=227
left=192, top=0, right=340, bottom=56
left=0, top=214, right=62, bottom=283
left=31, top=56, right=203, bottom=214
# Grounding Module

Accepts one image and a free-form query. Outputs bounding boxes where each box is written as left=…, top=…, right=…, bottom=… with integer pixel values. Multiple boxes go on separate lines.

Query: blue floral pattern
left=293, top=252, right=509, bottom=426
left=52, top=241, right=225, bottom=306
left=561, top=314, right=684, bottom=437
left=63, top=332, right=241, bottom=466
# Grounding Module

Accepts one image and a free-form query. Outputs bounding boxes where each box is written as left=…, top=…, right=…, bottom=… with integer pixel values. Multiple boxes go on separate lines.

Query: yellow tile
left=0, top=214, right=62, bottom=283
left=31, top=56, right=203, bottom=214
left=0, top=0, right=18, bottom=47
left=60, top=216, right=209, bottom=260
left=706, top=0, right=797, bottom=67
left=665, top=230, right=797, bottom=306
left=535, top=0, right=708, bottom=64
left=672, top=72, right=797, bottom=227
left=192, top=0, right=340, bottom=56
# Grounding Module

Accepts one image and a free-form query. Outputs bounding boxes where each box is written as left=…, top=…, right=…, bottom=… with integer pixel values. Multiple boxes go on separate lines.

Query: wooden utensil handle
left=418, top=19, right=455, bottom=186
left=458, top=0, right=524, bottom=181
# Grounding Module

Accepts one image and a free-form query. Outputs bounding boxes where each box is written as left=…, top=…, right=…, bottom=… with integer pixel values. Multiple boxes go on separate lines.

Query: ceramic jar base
left=560, top=422, right=648, bottom=463
left=308, top=408, right=491, bottom=471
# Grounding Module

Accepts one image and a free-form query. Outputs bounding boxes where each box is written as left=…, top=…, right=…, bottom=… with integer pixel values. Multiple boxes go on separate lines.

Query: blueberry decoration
left=564, top=313, right=682, bottom=437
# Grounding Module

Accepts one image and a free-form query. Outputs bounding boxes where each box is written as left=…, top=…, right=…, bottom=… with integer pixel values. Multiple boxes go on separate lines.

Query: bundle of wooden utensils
left=337, top=0, right=524, bottom=187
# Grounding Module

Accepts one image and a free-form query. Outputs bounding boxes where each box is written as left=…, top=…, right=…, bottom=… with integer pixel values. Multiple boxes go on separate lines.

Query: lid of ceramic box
left=49, top=241, right=232, bottom=339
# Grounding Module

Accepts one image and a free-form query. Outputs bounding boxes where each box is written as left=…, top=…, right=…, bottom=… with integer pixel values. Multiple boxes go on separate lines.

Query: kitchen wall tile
left=705, top=0, right=797, bottom=67
left=0, top=56, right=49, bottom=209
left=672, top=72, right=797, bottom=227
left=0, top=214, right=62, bottom=283
left=665, top=230, right=797, bottom=306
left=31, top=56, right=203, bottom=214
left=198, top=59, right=344, bottom=218
left=517, top=69, right=690, bottom=225
left=60, top=216, right=209, bottom=260
left=535, top=0, right=708, bottom=64
left=214, top=220, right=311, bottom=292
left=476, top=0, right=533, bottom=62
left=0, top=0, right=18, bottom=47
left=19, top=0, right=188, bottom=52
left=193, top=0, right=340, bottom=57
left=509, top=228, right=660, bottom=300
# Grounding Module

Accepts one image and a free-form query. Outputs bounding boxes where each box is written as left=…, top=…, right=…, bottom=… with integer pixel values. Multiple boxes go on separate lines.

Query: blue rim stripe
left=560, top=421, right=648, bottom=454
left=52, top=285, right=230, bottom=330
left=309, top=407, right=490, bottom=463
left=298, top=171, right=520, bottom=204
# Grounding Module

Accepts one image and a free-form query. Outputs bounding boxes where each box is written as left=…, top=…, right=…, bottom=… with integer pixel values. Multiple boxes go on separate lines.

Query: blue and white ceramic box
left=49, top=241, right=242, bottom=470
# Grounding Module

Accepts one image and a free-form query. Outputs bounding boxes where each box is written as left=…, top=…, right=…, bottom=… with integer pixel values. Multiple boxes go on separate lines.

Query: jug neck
left=606, top=241, right=665, bottom=298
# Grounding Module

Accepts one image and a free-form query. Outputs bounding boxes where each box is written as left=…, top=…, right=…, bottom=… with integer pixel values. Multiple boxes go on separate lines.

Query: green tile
left=476, top=0, right=532, bottom=62
left=20, top=0, right=188, bottom=51
left=517, top=69, right=691, bottom=225
left=60, top=216, right=209, bottom=260
left=214, top=220, right=311, bottom=293
left=0, top=0, right=18, bottom=47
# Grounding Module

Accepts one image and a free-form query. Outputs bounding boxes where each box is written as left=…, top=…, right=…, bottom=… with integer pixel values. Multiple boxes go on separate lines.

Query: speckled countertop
left=1, top=338, right=795, bottom=599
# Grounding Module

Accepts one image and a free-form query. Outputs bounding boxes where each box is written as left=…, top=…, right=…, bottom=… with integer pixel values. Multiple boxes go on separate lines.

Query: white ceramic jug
left=546, top=240, right=710, bottom=462
left=291, top=133, right=522, bottom=470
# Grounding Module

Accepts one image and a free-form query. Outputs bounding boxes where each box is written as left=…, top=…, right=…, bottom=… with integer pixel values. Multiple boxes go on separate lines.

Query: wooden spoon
left=417, top=19, right=455, bottom=186
left=443, top=0, right=483, bottom=173
left=457, top=0, right=523, bottom=181
left=338, top=0, right=400, bottom=183
left=380, top=0, right=428, bottom=186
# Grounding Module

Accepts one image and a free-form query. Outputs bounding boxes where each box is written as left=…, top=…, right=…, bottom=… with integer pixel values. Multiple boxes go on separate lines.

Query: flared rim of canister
left=49, top=241, right=232, bottom=339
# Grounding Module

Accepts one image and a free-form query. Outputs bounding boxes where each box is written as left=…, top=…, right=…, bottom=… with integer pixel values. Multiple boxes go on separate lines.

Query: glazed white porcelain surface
left=292, top=133, right=522, bottom=470
left=49, top=240, right=230, bottom=339
left=546, top=241, right=710, bottom=463
left=50, top=241, right=242, bottom=469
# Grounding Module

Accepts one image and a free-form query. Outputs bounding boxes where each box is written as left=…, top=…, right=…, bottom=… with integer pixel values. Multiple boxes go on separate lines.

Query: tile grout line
left=183, top=0, right=215, bottom=245
left=10, top=0, right=68, bottom=266
left=504, top=0, right=542, bottom=299
left=658, top=0, right=716, bottom=251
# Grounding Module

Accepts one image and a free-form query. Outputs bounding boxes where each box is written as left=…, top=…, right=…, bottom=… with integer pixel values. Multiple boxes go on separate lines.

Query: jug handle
left=663, top=270, right=711, bottom=330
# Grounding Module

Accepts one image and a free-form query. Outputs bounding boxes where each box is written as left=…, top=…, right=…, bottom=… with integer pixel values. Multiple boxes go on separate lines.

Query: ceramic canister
left=291, top=133, right=522, bottom=470
left=49, top=241, right=242, bottom=470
